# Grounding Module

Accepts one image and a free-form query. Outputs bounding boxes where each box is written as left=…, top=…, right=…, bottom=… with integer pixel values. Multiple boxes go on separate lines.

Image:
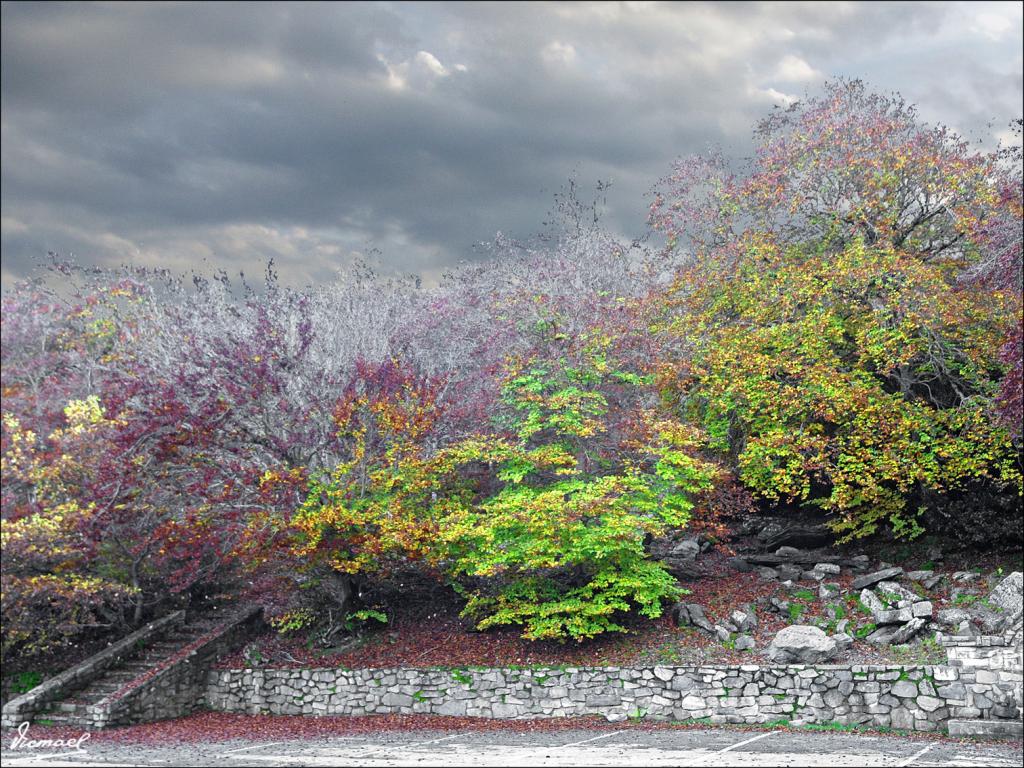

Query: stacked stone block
left=204, top=661, right=1015, bottom=732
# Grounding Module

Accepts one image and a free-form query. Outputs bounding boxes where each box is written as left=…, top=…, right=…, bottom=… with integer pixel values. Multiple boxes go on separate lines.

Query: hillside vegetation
left=2, top=81, right=1020, bottom=670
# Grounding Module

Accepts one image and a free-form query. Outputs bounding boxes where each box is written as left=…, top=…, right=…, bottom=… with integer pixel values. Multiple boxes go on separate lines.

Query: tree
left=650, top=79, right=1006, bottom=266
left=648, top=81, right=1022, bottom=541
left=665, top=236, right=1019, bottom=541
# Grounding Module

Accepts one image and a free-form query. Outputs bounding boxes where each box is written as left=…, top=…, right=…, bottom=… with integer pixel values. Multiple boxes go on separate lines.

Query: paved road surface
left=3, top=727, right=1023, bottom=767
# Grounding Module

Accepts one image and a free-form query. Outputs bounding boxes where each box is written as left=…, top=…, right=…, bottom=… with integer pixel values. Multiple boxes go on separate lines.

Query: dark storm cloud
left=2, top=1, right=1022, bottom=286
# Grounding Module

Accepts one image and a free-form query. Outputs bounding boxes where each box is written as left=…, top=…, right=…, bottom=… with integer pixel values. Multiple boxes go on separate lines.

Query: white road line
left=354, top=732, right=466, bottom=758
left=898, top=744, right=934, bottom=767
left=221, top=741, right=287, bottom=754
left=681, top=730, right=777, bottom=767
left=560, top=730, right=625, bottom=748
left=715, top=730, right=777, bottom=753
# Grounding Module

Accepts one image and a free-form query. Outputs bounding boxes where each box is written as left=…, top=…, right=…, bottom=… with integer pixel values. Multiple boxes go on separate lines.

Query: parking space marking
left=351, top=731, right=466, bottom=758
left=221, top=741, right=287, bottom=754
left=680, top=730, right=778, bottom=766
left=716, top=731, right=777, bottom=753
left=560, top=730, right=625, bottom=748
left=897, top=744, right=933, bottom=767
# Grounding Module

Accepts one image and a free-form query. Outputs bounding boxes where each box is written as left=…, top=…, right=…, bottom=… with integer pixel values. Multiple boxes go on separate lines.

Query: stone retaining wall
left=205, top=660, right=1022, bottom=732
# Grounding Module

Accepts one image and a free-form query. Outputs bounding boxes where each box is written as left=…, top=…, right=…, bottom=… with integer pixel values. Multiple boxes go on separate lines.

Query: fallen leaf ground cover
left=2, top=710, right=970, bottom=746
left=214, top=548, right=1022, bottom=671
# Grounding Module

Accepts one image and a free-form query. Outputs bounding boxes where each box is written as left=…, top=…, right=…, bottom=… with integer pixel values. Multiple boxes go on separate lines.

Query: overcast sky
left=2, top=1, right=1022, bottom=287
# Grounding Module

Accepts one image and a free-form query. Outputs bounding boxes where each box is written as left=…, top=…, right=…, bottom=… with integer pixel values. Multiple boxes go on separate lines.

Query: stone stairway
left=32, top=615, right=225, bottom=727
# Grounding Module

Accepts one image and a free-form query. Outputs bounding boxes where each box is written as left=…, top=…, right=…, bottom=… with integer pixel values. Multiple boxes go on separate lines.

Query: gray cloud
left=2, top=1, right=1021, bottom=286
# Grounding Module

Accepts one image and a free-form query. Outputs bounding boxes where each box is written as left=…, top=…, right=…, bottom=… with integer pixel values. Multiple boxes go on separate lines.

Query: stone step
left=947, top=719, right=1024, bottom=739
left=33, top=711, right=87, bottom=726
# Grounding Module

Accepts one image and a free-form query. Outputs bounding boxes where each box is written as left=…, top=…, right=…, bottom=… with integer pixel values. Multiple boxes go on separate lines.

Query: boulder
left=728, top=556, right=753, bottom=573
left=987, top=571, right=1023, bottom=618
left=876, top=608, right=914, bottom=625
left=730, top=607, right=758, bottom=632
left=907, top=570, right=942, bottom=590
left=874, top=581, right=917, bottom=605
left=734, top=635, right=755, bottom=651
left=911, top=601, right=933, bottom=619
left=860, top=589, right=886, bottom=617
left=976, top=607, right=1009, bottom=634
left=767, top=625, right=838, bottom=664
left=813, top=563, right=842, bottom=578
left=845, top=554, right=870, bottom=572
left=714, top=625, right=731, bottom=642
left=951, top=571, right=980, bottom=584
left=756, top=566, right=779, bottom=580
left=851, top=567, right=904, bottom=591
left=865, top=625, right=902, bottom=647
left=759, top=523, right=833, bottom=550
left=671, top=603, right=714, bottom=633
left=833, top=632, right=854, bottom=651
left=777, top=564, right=803, bottom=582
left=889, top=617, right=926, bottom=645
left=936, top=608, right=971, bottom=626
left=670, top=539, right=701, bottom=561
left=663, top=557, right=701, bottom=580
left=768, top=596, right=791, bottom=615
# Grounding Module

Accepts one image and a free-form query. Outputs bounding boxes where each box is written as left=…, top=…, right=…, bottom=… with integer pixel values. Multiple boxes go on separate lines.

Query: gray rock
left=875, top=581, right=917, bottom=605
left=936, top=608, right=971, bottom=626
left=818, top=582, right=841, bottom=600
left=920, top=574, right=943, bottom=591
left=734, top=635, right=755, bottom=651
left=865, top=625, right=902, bottom=647
left=756, top=566, right=779, bottom=580
left=730, top=607, right=758, bottom=632
left=955, top=619, right=981, bottom=637
left=952, top=571, right=980, bottom=584
left=604, top=711, right=628, bottom=722
left=846, top=555, right=870, bottom=572
left=663, top=557, right=701, bottom=580
left=775, top=546, right=804, bottom=557
left=671, top=603, right=714, bottom=633
left=714, top=625, right=732, bottom=642
left=777, top=564, right=803, bottom=582
left=911, top=601, right=933, bottom=619
left=891, top=680, right=918, bottom=698
left=835, top=619, right=849, bottom=635
left=976, top=607, right=1008, bottom=634
left=851, top=567, right=904, bottom=591
left=875, top=608, right=913, bottom=625
left=767, top=625, right=838, bottom=664
left=728, top=556, right=753, bottom=573
left=889, top=617, right=926, bottom=644
left=833, top=632, right=854, bottom=651
left=987, top=571, right=1022, bottom=617
left=769, top=597, right=791, bottom=615
left=860, top=589, right=885, bottom=617
left=813, top=563, right=842, bottom=576
left=670, top=539, right=701, bottom=561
